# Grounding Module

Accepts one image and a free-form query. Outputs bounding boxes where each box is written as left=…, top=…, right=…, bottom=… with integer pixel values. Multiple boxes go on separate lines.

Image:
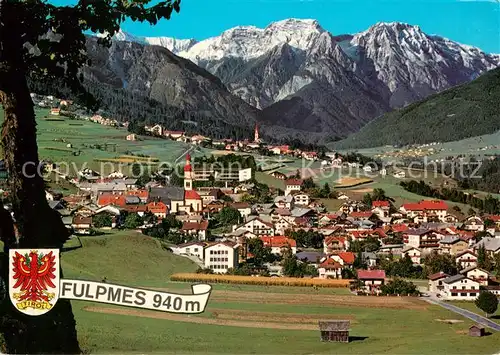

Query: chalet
left=146, top=201, right=168, bottom=219
left=463, top=216, right=484, bottom=232
left=402, top=246, right=422, bottom=265
left=72, top=216, right=92, bottom=235
left=149, top=124, right=163, bottom=136
left=460, top=266, right=491, bottom=286
left=204, top=242, right=239, bottom=274
left=439, top=236, right=469, bottom=255
left=400, top=200, right=448, bottom=222
left=126, top=134, right=137, bottom=141
left=275, top=218, right=292, bottom=235
left=357, top=270, right=386, bottom=293
left=50, top=108, right=60, bottom=115
left=348, top=211, right=374, bottom=221
left=241, top=217, right=275, bottom=236
left=173, top=241, right=206, bottom=260
left=292, top=192, right=310, bottom=206
left=428, top=272, right=449, bottom=293
left=404, top=229, right=440, bottom=251
left=269, top=145, right=290, bottom=155
left=180, top=221, right=209, bottom=241
left=318, top=258, right=343, bottom=279
left=260, top=236, right=297, bottom=255
left=455, top=250, right=478, bottom=269
left=284, top=179, right=303, bottom=196
left=323, top=236, right=348, bottom=254
left=441, top=274, right=481, bottom=300
left=371, top=200, right=390, bottom=218
left=274, top=195, right=294, bottom=209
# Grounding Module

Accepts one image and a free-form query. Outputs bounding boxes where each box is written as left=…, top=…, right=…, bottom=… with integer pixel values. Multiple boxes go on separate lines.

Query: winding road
left=423, top=294, right=500, bottom=331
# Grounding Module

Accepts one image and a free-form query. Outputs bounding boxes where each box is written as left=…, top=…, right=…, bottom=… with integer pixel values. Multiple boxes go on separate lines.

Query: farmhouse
left=357, top=269, right=386, bottom=293
left=439, top=236, right=469, bottom=255
left=180, top=221, right=209, bottom=241
left=428, top=272, right=449, bottom=293
left=463, top=216, right=484, bottom=232
left=72, top=216, right=92, bottom=235
left=459, top=266, right=491, bottom=286
left=440, top=274, right=481, bottom=300
left=241, top=217, right=275, bottom=236
left=455, top=250, right=477, bottom=269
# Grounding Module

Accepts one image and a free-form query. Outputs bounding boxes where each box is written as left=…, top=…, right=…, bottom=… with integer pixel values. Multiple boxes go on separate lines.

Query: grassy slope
left=62, top=231, right=198, bottom=287
left=61, top=232, right=500, bottom=354
left=0, top=109, right=212, bottom=176
left=332, top=67, right=500, bottom=149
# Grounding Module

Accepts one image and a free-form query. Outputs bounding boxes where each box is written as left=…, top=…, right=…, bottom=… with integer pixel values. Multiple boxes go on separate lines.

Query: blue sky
left=55, top=0, right=500, bottom=53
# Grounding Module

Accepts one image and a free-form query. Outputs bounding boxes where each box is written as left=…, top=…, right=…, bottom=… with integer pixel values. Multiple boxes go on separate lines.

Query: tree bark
left=0, top=4, right=81, bottom=353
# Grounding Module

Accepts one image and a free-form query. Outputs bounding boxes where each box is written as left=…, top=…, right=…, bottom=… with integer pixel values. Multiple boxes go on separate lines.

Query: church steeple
left=184, top=153, right=193, bottom=191
left=254, top=123, right=260, bottom=143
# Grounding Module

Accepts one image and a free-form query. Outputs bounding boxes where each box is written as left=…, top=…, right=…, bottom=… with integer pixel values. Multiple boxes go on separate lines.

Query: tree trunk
left=0, top=5, right=81, bottom=353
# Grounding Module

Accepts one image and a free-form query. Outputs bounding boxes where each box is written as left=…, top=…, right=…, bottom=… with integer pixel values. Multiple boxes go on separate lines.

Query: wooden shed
left=319, top=320, right=350, bottom=342
left=468, top=325, right=485, bottom=337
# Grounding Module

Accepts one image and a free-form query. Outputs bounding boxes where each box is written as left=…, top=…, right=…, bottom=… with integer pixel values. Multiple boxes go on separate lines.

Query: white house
left=241, top=217, right=275, bottom=236
left=460, top=266, right=490, bottom=286
left=441, top=274, right=481, bottom=300
left=174, top=241, right=206, bottom=261
left=455, top=250, right=478, bottom=269
left=284, top=179, right=302, bottom=196
left=402, top=246, right=422, bottom=265
left=428, top=272, right=449, bottom=293
left=204, top=242, right=239, bottom=273
left=463, top=216, right=484, bottom=232
left=292, top=193, right=310, bottom=206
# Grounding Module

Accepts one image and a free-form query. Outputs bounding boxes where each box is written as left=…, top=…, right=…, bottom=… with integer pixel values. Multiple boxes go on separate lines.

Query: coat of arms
left=9, top=249, right=59, bottom=316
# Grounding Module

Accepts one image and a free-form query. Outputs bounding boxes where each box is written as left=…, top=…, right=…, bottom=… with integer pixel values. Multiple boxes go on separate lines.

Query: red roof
left=428, top=272, right=449, bottom=281
left=126, top=190, right=149, bottom=199
left=402, top=200, right=448, bottom=211
left=324, top=236, right=347, bottom=245
left=185, top=190, right=201, bottom=200
left=123, top=205, right=148, bottom=213
left=146, top=201, right=168, bottom=213
left=285, top=179, right=303, bottom=186
left=487, top=215, right=500, bottom=222
left=357, top=270, right=386, bottom=280
left=319, top=258, right=343, bottom=269
left=97, top=194, right=126, bottom=207
left=181, top=221, right=209, bottom=231
left=391, top=224, right=409, bottom=233
left=260, top=236, right=297, bottom=248
left=372, top=200, right=390, bottom=208
left=336, top=252, right=355, bottom=265
left=349, top=211, right=372, bottom=219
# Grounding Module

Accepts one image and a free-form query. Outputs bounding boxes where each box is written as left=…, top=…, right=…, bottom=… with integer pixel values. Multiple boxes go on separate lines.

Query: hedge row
left=170, top=273, right=351, bottom=288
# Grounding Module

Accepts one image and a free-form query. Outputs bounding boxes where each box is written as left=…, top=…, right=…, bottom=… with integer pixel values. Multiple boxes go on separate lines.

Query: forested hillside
left=332, top=68, right=500, bottom=149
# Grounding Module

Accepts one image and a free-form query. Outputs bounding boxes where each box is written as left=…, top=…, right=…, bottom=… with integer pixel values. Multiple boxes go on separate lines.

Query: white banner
left=59, top=279, right=212, bottom=314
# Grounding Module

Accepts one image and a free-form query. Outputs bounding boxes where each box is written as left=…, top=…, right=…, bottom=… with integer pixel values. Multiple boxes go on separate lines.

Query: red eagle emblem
left=12, top=250, right=57, bottom=303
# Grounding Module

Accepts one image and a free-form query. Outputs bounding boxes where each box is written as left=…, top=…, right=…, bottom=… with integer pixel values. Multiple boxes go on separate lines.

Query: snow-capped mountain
left=111, top=29, right=198, bottom=54
left=107, top=19, right=500, bottom=138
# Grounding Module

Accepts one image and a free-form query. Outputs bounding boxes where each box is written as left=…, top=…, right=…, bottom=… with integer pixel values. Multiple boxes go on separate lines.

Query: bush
left=380, top=278, right=419, bottom=296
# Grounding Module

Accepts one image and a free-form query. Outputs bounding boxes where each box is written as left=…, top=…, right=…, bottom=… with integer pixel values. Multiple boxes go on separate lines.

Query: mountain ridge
left=99, top=19, right=500, bottom=140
